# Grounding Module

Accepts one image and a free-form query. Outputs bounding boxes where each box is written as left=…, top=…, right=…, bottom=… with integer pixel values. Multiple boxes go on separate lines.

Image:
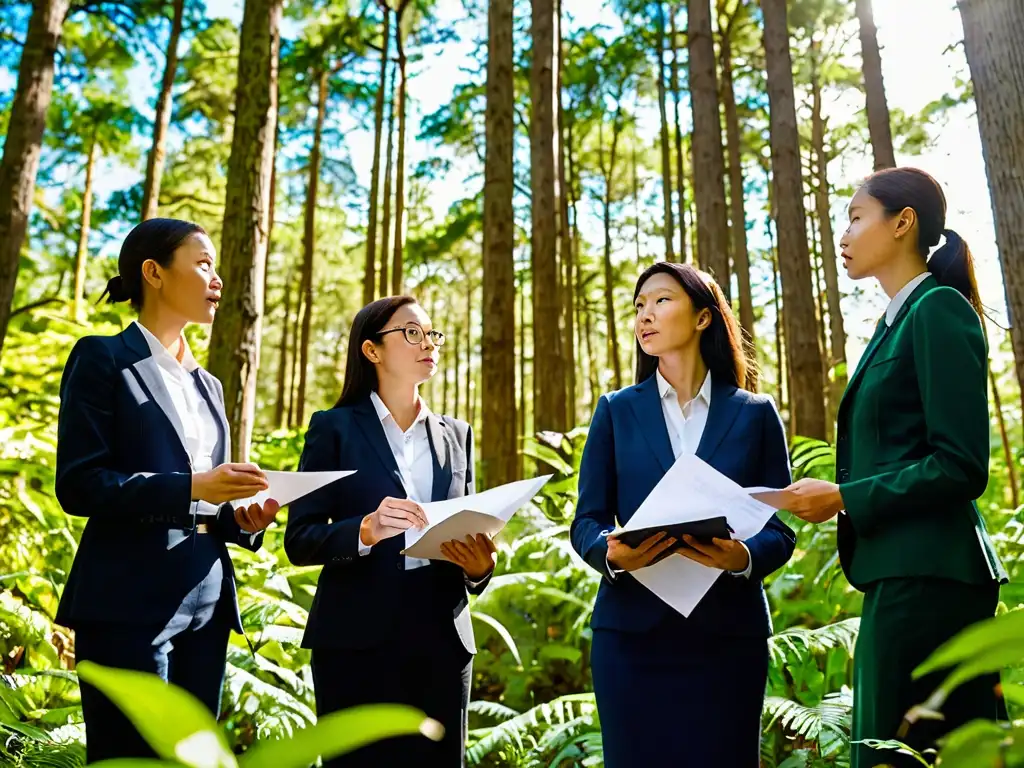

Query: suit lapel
left=123, top=326, right=190, bottom=458
left=628, top=375, right=676, bottom=474
left=426, top=414, right=453, bottom=502
left=352, top=399, right=406, bottom=496
left=695, top=378, right=742, bottom=464
left=193, top=371, right=229, bottom=465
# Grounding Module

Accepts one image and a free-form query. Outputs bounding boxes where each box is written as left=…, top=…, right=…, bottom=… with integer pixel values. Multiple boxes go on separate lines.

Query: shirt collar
left=369, top=390, right=431, bottom=429
left=885, top=272, right=930, bottom=327
left=133, top=320, right=199, bottom=373
left=655, top=368, right=712, bottom=407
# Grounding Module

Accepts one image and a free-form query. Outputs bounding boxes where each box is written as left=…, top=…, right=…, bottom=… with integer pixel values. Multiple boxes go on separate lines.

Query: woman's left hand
left=782, top=478, right=845, bottom=523
left=441, top=534, right=497, bottom=581
left=234, top=499, right=281, bottom=533
left=679, top=536, right=750, bottom=572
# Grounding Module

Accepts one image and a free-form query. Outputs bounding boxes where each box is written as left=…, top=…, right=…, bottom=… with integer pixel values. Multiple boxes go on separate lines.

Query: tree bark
left=855, top=0, right=895, bottom=170
left=482, top=0, right=518, bottom=487
left=364, top=3, right=391, bottom=305
left=73, top=133, right=98, bottom=321
left=288, top=279, right=301, bottom=427
left=0, top=0, right=70, bottom=355
left=557, top=0, right=576, bottom=428
left=688, top=0, right=730, bottom=293
left=466, top=275, right=475, bottom=426
left=656, top=2, right=675, bottom=262
left=141, top=0, right=185, bottom=220
left=670, top=4, right=689, bottom=265
left=274, top=266, right=293, bottom=429
left=959, top=0, right=1024, bottom=421
left=600, top=111, right=624, bottom=391
left=761, top=0, right=826, bottom=439
left=379, top=61, right=396, bottom=297
left=295, top=68, right=328, bottom=428
left=391, top=1, right=412, bottom=296
left=530, top=0, right=566, bottom=433
left=206, top=0, right=281, bottom=460
left=989, top=356, right=1019, bottom=510
left=518, top=273, right=527, bottom=477
left=719, top=16, right=754, bottom=340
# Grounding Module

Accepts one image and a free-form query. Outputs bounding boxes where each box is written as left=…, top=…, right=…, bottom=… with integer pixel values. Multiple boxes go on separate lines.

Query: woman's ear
left=361, top=339, right=381, bottom=365
left=696, top=308, right=712, bottom=332
left=140, top=259, right=162, bottom=291
left=894, top=206, right=917, bottom=241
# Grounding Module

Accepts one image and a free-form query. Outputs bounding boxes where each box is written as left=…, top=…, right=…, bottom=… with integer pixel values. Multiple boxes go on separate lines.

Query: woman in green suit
left=781, top=167, right=1006, bottom=768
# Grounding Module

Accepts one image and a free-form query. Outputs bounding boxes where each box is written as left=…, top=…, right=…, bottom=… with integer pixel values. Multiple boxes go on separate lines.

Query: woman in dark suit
left=570, top=262, right=796, bottom=768
left=55, top=218, right=279, bottom=763
left=285, top=296, right=496, bottom=768
left=782, top=167, right=1006, bottom=768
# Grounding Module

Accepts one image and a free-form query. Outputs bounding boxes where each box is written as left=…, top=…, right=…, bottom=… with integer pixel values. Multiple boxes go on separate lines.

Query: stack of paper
left=402, top=474, right=553, bottom=560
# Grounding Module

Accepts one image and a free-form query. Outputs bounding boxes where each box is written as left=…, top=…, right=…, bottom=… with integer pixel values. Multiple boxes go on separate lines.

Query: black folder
left=611, top=516, right=734, bottom=562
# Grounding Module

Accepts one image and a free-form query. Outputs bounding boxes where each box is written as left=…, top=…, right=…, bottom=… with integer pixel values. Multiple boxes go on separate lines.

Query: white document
left=402, top=474, right=553, bottom=560
left=616, top=454, right=781, bottom=617
left=233, top=470, right=356, bottom=509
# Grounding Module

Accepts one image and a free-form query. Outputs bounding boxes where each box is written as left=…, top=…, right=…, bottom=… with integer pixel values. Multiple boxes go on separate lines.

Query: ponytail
left=928, top=228, right=983, bottom=318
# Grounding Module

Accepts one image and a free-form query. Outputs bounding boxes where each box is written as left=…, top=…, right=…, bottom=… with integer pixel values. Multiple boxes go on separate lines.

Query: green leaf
left=241, top=704, right=440, bottom=768
left=76, top=661, right=237, bottom=768
left=92, top=761, right=182, bottom=767
left=913, top=608, right=1024, bottom=678
left=471, top=611, right=523, bottom=666
left=934, top=719, right=1007, bottom=767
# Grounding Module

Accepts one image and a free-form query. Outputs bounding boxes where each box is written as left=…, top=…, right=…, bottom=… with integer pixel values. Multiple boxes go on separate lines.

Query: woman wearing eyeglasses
left=285, top=296, right=495, bottom=767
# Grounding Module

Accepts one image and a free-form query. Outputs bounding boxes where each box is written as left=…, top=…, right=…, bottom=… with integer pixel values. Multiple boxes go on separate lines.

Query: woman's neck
left=376, top=378, right=421, bottom=432
left=657, top=345, right=708, bottom=405
left=876, top=253, right=929, bottom=300
left=137, top=306, right=187, bottom=357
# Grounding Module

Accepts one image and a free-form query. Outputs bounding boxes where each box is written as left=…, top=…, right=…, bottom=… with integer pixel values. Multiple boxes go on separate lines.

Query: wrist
left=191, top=471, right=206, bottom=502
left=359, top=515, right=377, bottom=547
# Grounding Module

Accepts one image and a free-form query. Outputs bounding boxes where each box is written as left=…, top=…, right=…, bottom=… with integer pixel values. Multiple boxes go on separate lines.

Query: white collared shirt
left=133, top=321, right=220, bottom=516
left=656, top=368, right=712, bottom=458
left=359, top=390, right=434, bottom=570
left=886, top=272, right=931, bottom=326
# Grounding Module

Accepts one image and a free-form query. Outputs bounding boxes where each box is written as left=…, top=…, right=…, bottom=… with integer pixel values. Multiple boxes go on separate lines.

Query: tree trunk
left=274, top=266, right=293, bottom=428
left=0, top=0, right=70, bottom=356
left=670, top=4, right=689, bottom=265
left=466, top=277, right=475, bottom=427
left=288, top=279, right=302, bottom=427
left=73, top=133, right=98, bottom=321
left=364, top=3, right=391, bottom=305
left=557, top=0, right=576, bottom=428
left=518, top=273, right=527, bottom=477
left=761, top=0, right=825, bottom=439
left=391, top=5, right=411, bottom=296
left=141, top=0, right=185, bottom=220
left=583, top=294, right=598, bottom=414
left=530, top=0, right=566, bottom=433
left=206, top=0, right=281, bottom=460
left=989, top=356, right=1019, bottom=510
left=452, top=319, right=461, bottom=421
left=262, top=110, right=279, bottom=313
left=855, top=0, right=895, bottom=170
left=482, top=0, right=518, bottom=487
left=295, top=68, right=328, bottom=428
left=959, top=0, right=1024, bottom=421
left=688, top=0, right=730, bottom=293
left=720, top=22, right=754, bottom=340
left=655, top=2, right=675, bottom=262
left=810, top=39, right=848, bottom=422
left=601, top=112, right=624, bottom=391
left=379, top=61, right=396, bottom=297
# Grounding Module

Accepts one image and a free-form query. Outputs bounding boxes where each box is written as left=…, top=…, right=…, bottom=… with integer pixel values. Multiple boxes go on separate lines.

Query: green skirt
left=852, top=577, right=1000, bottom=768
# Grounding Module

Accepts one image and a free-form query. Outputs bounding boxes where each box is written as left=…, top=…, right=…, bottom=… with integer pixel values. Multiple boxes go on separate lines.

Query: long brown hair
left=335, top=295, right=417, bottom=408
left=633, top=262, right=757, bottom=391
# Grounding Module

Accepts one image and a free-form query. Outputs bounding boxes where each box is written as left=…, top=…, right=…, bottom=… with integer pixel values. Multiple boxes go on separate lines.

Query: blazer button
left=838, top=469, right=850, bottom=482
left=396, top=562, right=403, bottom=571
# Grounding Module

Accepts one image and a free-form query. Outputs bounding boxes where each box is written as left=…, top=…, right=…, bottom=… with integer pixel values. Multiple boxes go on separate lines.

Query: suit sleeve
left=461, top=422, right=491, bottom=595
left=55, top=337, right=193, bottom=522
left=741, top=398, right=797, bottom=582
left=283, top=411, right=364, bottom=566
left=840, top=289, right=990, bottom=536
left=570, top=395, right=619, bottom=583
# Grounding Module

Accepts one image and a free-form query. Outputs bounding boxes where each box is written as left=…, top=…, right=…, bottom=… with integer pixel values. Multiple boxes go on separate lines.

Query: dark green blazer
left=835, top=274, right=1006, bottom=590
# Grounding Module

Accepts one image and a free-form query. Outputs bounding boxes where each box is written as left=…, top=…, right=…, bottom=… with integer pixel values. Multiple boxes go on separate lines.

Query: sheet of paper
left=233, top=470, right=356, bottom=509
left=402, top=474, right=552, bottom=560
left=745, top=487, right=798, bottom=511
left=618, top=455, right=781, bottom=616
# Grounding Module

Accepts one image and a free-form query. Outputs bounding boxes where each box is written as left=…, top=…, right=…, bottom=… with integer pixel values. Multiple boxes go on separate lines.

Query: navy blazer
left=285, top=398, right=488, bottom=653
left=54, top=323, right=263, bottom=633
left=570, top=374, right=796, bottom=638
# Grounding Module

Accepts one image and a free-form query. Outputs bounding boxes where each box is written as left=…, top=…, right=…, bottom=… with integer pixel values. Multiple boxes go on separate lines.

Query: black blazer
left=285, top=398, right=487, bottom=653
left=571, top=374, right=796, bottom=638
left=54, top=323, right=263, bottom=633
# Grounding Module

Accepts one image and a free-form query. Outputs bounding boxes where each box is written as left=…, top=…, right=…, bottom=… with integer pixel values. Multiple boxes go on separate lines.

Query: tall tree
left=761, top=0, right=826, bottom=439
left=670, top=3, right=688, bottom=265
left=141, top=0, right=186, bottom=220
left=530, top=0, right=567, bottom=432
left=379, top=61, right=396, bottom=297
left=0, top=0, right=71, bottom=356
left=688, top=0, right=730, bottom=294
left=960, top=0, right=1024, bottom=419
left=207, top=0, right=282, bottom=460
left=854, top=0, right=895, bottom=169
left=655, top=2, right=675, bottom=261
left=363, top=1, right=391, bottom=305
left=482, top=0, right=518, bottom=487
left=391, top=0, right=413, bottom=295
left=557, top=0, right=576, bottom=426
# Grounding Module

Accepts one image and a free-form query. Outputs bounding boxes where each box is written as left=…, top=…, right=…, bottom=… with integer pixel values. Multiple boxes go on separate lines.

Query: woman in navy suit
left=55, top=218, right=279, bottom=763
left=571, top=262, right=796, bottom=767
left=285, top=296, right=496, bottom=767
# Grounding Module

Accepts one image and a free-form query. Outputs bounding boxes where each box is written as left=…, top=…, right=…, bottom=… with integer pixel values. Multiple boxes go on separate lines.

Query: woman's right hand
left=359, top=497, right=429, bottom=547
left=606, top=532, right=678, bottom=572
left=191, top=463, right=269, bottom=505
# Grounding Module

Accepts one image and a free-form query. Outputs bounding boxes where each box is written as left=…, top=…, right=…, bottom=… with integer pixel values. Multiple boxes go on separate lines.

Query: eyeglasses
left=379, top=325, right=446, bottom=347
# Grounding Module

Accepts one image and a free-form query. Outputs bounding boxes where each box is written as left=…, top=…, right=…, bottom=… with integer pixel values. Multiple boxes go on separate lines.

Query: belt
left=135, top=512, right=213, bottom=533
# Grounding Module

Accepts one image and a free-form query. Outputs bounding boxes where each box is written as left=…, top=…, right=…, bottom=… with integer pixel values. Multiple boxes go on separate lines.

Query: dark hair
left=100, top=218, right=207, bottom=310
left=861, top=167, right=982, bottom=316
left=633, top=262, right=757, bottom=391
left=335, top=295, right=418, bottom=408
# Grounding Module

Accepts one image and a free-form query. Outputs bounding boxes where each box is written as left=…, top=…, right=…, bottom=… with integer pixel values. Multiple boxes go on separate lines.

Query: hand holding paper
left=233, top=469, right=356, bottom=510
